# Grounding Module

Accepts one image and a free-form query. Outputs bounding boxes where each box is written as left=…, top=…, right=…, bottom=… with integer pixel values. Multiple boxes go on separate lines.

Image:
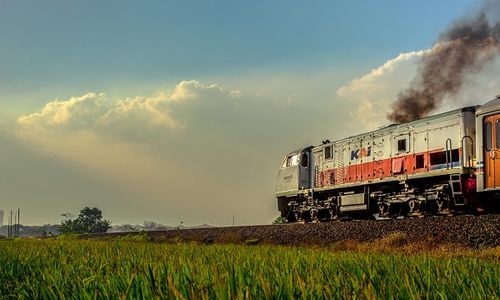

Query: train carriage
left=475, top=96, right=500, bottom=206
left=275, top=101, right=500, bottom=222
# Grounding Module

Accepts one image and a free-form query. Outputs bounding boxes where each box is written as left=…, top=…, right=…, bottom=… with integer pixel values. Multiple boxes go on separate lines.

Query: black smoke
left=388, top=2, right=500, bottom=123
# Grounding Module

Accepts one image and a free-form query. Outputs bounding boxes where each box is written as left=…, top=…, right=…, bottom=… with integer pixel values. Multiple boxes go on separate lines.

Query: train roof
left=284, top=145, right=314, bottom=156
left=476, top=95, right=500, bottom=116
left=319, top=105, right=477, bottom=146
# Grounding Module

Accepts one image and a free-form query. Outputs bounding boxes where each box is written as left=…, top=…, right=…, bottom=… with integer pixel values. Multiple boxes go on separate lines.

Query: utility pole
left=232, top=215, right=235, bottom=226
left=17, top=208, right=20, bottom=237
left=13, top=211, right=17, bottom=238
left=10, top=210, right=13, bottom=238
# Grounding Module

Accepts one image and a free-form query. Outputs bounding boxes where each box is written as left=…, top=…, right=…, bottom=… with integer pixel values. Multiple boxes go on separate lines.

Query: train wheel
left=436, top=193, right=451, bottom=215
left=329, top=207, right=339, bottom=220
left=310, top=209, right=319, bottom=223
left=300, top=210, right=312, bottom=223
left=437, top=199, right=443, bottom=210
left=285, top=208, right=298, bottom=223
left=407, top=200, right=422, bottom=217
left=378, top=202, right=391, bottom=217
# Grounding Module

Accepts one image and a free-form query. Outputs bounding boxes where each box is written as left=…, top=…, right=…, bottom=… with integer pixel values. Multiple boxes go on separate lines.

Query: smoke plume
left=387, top=2, right=500, bottom=123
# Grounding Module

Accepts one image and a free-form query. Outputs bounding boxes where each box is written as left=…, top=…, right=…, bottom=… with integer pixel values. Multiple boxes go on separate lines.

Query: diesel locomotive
left=276, top=96, right=500, bottom=222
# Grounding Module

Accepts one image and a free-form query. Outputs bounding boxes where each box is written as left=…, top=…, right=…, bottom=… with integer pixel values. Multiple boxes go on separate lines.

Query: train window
left=286, top=154, right=300, bottom=167
left=430, top=150, right=460, bottom=166
left=324, top=145, right=333, bottom=160
left=416, top=154, right=424, bottom=169
left=485, top=121, right=492, bottom=151
left=397, top=139, right=407, bottom=152
left=451, top=149, right=459, bottom=162
left=430, top=151, right=446, bottom=165
left=300, top=153, right=309, bottom=167
left=497, top=120, right=500, bottom=148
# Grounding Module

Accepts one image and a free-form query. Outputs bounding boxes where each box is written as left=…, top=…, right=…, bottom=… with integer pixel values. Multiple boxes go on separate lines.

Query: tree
left=144, top=220, right=159, bottom=230
left=60, top=207, right=111, bottom=234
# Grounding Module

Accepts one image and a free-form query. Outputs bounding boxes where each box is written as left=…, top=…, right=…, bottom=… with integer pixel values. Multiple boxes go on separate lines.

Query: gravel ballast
left=86, top=215, right=500, bottom=249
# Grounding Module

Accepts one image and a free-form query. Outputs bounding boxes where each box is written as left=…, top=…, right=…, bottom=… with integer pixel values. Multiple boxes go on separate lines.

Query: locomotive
left=276, top=96, right=500, bottom=222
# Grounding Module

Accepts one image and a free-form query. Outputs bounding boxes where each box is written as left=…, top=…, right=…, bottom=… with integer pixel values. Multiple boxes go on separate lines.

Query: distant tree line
left=60, top=207, right=111, bottom=234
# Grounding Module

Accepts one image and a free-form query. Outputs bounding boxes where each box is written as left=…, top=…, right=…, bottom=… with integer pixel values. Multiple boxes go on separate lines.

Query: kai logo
left=351, top=146, right=371, bottom=160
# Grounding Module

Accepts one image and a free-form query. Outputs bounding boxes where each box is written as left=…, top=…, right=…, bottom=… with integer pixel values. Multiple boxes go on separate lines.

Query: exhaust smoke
left=387, top=2, right=500, bottom=123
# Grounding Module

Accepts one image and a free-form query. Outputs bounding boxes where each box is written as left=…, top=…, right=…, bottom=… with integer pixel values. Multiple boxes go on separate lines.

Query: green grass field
left=0, top=238, right=498, bottom=299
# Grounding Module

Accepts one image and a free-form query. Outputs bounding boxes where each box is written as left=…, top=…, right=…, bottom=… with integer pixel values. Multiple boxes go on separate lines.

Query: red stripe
left=318, top=148, right=461, bottom=187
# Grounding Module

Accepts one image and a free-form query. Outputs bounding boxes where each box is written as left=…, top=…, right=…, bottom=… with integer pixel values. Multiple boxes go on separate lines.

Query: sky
left=1, top=0, right=499, bottom=226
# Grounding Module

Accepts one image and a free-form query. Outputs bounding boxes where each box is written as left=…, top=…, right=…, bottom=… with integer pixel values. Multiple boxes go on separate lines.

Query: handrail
left=461, top=135, right=474, bottom=168
left=445, top=138, right=452, bottom=169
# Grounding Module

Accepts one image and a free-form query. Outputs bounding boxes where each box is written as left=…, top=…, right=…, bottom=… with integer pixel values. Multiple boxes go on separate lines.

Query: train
left=275, top=96, right=500, bottom=222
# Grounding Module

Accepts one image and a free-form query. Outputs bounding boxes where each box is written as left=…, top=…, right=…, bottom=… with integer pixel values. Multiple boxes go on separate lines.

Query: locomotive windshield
left=282, top=153, right=300, bottom=168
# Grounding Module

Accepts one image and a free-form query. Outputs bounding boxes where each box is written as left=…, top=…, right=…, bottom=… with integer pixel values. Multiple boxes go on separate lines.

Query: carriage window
left=485, top=121, right=492, bottom=151
left=496, top=120, right=500, bottom=148
left=324, top=145, right=333, bottom=160
left=300, top=153, right=309, bottom=167
left=397, top=139, right=407, bottom=152
left=416, top=154, right=424, bottom=169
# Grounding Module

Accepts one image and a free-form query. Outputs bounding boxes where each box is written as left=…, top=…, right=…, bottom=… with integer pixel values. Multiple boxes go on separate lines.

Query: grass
left=0, top=238, right=498, bottom=299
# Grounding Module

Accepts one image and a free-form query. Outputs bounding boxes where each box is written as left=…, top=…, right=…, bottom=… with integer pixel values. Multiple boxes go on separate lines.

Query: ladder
left=335, top=144, right=345, bottom=184
left=314, top=151, right=321, bottom=188
left=449, top=174, right=465, bottom=206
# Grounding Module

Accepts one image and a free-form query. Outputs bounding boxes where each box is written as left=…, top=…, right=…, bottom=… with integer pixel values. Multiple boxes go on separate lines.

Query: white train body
left=276, top=98, right=500, bottom=222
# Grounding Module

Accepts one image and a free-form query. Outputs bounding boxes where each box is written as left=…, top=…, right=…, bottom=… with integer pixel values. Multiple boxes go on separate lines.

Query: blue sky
left=3, top=0, right=496, bottom=226
left=1, top=1, right=476, bottom=107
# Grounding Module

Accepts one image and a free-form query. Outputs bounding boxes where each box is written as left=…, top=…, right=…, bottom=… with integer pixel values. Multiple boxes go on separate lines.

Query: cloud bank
left=18, top=81, right=236, bottom=134
left=14, top=80, right=309, bottom=225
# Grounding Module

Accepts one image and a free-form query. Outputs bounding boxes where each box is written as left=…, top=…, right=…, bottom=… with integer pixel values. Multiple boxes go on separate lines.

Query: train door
left=413, top=131, right=428, bottom=173
left=484, top=115, right=500, bottom=189
left=313, top=150, right=322, bottom=188
left=298, top=150, right=312, bottom=189
left=392, top=134, right=410, bottom=175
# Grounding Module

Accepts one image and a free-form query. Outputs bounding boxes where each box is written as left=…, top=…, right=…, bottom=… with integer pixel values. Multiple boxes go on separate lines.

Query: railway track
left=83, top=214, right=500, bottom=249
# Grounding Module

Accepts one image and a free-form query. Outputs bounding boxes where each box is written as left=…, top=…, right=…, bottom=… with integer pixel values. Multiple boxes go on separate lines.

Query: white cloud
left=336, top=45, right=500, bottom=130
left=13, top=80, right=291, bottom=225
left=336, top=50, right=429, bottom=128
left=336, top=50, right=428, bottom=98
left=17, top=80, right=245, bottom=142
left=229, top=89, right=242, bottom=98
left=17, top=92, right=106, bottom=128
left=98, top=94, right=180, bottom=132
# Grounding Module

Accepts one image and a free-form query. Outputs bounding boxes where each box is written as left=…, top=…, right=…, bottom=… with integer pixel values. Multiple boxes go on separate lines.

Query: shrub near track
left=0, top=239, right=498, bottom=299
